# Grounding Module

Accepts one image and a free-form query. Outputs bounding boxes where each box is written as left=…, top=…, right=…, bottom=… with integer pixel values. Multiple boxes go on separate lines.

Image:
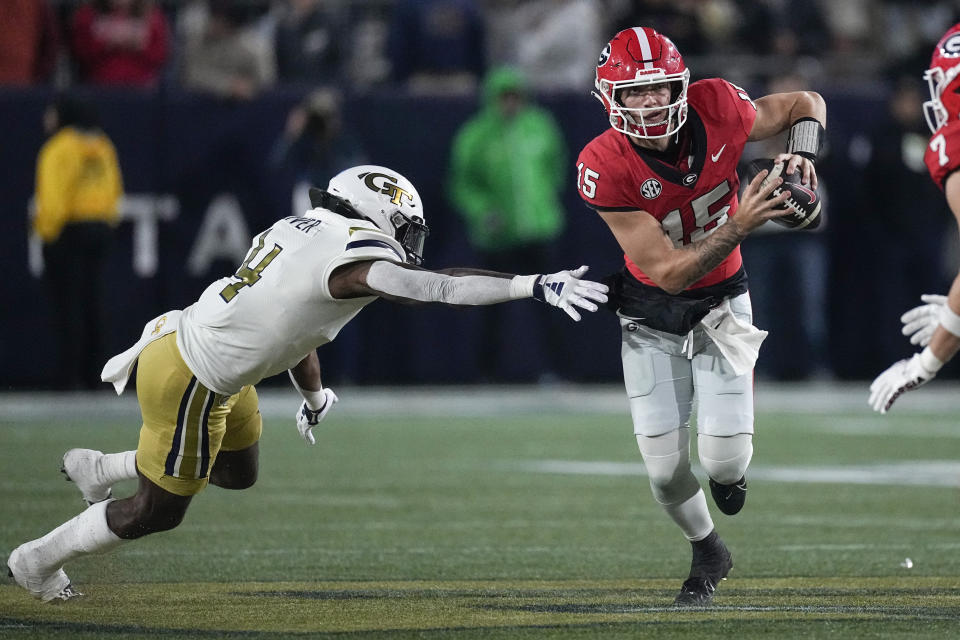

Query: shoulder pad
left=342, top=226, right=406, bottom=264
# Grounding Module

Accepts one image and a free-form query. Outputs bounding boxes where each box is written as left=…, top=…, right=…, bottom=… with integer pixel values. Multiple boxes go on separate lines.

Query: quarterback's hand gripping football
left=901, top=294, right=947, bottom=347
left=533, top=266, right=609, bottom=321
left=868, top=354, right=937, bottom=414
left=296, top=388, right=339, bottom=445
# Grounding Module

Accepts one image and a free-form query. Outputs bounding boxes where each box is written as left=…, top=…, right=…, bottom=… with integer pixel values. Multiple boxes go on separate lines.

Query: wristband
left=919, top=346, right=945, bottom=374
left=938, top=303, right=960, bottom=338
left=509, top=274, right=538, bottom=299
left=288, top=370, right=327, bottom=410
left=786, top=117, right=824, bottom=163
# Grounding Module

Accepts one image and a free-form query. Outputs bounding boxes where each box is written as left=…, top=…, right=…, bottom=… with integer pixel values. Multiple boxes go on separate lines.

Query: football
left=744, top=159, right=823, bottom=230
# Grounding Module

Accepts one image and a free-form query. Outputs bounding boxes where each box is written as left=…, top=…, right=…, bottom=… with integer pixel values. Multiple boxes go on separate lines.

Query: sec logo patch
left=640, top=178, right=662, bottom=199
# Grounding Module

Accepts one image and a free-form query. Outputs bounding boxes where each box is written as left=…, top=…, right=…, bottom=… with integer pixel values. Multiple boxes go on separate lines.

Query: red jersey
left=577, top=78, right=757, bottom=289
left=925, top=119, right=960, bottom=189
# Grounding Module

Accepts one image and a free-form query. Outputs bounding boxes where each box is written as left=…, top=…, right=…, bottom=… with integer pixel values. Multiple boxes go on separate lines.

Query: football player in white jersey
left=7, top=165, right=608, bottom=603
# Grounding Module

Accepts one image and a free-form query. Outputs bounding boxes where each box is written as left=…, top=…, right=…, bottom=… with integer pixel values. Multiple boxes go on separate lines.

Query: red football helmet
left=593, top=27, right=690, bottom=139
left=924, top=22, right=960, bottom=133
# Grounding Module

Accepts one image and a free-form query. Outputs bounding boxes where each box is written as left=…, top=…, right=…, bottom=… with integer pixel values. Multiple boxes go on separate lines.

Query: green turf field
left=1, top=386, right=959, bottom=638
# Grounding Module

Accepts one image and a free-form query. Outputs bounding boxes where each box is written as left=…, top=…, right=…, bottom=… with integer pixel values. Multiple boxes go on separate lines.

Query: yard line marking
left=513, top=460, right=960, bottom=487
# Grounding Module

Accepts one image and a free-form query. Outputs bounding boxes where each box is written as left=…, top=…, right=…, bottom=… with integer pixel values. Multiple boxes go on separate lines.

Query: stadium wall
left=0, top=86, right=890, bottom=387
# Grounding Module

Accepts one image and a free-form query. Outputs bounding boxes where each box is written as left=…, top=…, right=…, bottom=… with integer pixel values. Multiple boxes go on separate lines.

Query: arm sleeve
left=366, top=261, right=537, bottom=305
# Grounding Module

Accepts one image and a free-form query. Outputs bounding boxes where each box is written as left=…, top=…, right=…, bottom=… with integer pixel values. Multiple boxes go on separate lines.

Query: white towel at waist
left=700, top=300, right=767, bottom=376
left=100, top=310, right=182, bottom=394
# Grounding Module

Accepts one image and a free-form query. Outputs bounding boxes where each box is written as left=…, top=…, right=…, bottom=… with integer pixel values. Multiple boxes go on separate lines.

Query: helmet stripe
left=632, top=27, right=654, bottom=70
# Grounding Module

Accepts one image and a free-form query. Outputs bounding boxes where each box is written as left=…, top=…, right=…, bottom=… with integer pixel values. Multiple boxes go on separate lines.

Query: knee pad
left=698, top=433, right=753, bottom=484
left=636, top=428, right=701, bottom=505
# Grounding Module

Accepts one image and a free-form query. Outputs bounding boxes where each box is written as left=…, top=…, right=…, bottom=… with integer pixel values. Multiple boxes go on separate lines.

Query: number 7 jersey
left=576, top=78, right=757, bottom=289
left=925, top=120, right=960, bottom=189
left=177, top=211, right=406, bottom=396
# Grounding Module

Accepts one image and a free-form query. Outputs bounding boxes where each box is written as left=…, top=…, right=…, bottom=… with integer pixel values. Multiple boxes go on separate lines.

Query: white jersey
left=177, top=210, right=405, bottom=395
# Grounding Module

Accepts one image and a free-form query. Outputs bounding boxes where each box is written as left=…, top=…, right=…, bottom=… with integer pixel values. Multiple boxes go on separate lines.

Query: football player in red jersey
left=576, top=27, right=826, bottom=606
left=870, top=23, right=960, bottom=412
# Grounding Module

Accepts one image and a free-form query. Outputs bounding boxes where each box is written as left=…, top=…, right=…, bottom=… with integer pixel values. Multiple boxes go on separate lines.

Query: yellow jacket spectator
left=35, top=95, right=123, bottom=390
left=34, top=114, right=122, bottom=242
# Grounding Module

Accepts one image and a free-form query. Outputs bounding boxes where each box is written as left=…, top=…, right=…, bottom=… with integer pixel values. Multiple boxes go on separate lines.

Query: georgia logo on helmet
left=593, top=27, right=690, bottom=139
left=923, top=23, right=960, bottom=133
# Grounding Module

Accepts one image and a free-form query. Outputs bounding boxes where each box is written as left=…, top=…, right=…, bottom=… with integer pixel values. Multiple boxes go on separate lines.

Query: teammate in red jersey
left=870, top=23, right=960, bottom=412
left=576, top=27, right=826, bottom=606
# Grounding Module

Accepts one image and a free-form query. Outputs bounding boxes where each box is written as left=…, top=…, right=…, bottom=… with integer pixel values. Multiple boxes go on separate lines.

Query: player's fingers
left=900, top=307, right=927, bottom=323
left=756, top=174, right=783, bottom=200
left=744, top=168, right=769, bottom=195
left=786, top=155, right=802, bottom=176
left=575, top=281, right=609, bottom=296
left=806, top=163, right=818, bottom=189
left=920, top=294, right=947, bottom=304
left=562, top=302, right=582, bottom=322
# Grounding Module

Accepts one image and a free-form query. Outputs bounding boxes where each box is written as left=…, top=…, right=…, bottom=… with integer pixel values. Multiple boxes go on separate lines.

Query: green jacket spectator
left=449, top=67, right=567, bottom=251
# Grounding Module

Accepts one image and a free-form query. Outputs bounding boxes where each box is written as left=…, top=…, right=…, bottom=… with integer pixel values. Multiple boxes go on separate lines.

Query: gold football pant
left=134, top=332, right=262, bottom=496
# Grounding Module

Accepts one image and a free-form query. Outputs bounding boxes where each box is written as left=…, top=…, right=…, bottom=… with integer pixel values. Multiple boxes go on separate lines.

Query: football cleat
left=61, top=449, right=112, bottom=505
left=709, top=476, right=747, bottom=516
left=673, top=530, right=733, bottom=607
left=7, top=544, right=83, bottom=603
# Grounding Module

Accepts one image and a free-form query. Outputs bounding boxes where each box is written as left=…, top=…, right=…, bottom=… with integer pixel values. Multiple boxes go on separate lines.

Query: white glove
left=533, top=265, right=609, bottom=321
left=296, top=388, right=339, bottom=445
left=868, top=353, right=938, bottom=414
left=901, top=294, right=947, bottom=346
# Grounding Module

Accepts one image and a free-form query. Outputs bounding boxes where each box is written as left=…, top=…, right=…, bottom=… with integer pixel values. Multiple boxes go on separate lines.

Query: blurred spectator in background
left=387, top=0, right=485, bottom=94
left=34, top=95, right=123, bottom=390
left=856, top=74, right=952, bottom=373
left=268, top=88, right=368, bottom=384
left=178, top=0, right=276, bottom=99
left=0, top=0, right=60, bottom=86
left=484, top=0, right=602, bottom=93
left=70, top=0, right=169, bottom=87
left=448, top=67, right=568, bottom=381
left=607, top=0, right=708, bottom=55
left=739, top=73, right=831, bottom=381
left=269, top=89, right=368, bottom=221
left=272, top=0, right=347, bottom=86
left=734, top=0, right=830, bottom=57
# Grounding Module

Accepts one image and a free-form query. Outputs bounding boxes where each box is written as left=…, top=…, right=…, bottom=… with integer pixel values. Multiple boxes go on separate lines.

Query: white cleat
left=7, top=544, right=83, bottom=603
left=61, top=449, right=112, bottom=505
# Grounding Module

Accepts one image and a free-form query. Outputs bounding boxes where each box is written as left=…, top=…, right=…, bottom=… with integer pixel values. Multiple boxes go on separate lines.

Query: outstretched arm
left=328, top=260, right=608, bottom=321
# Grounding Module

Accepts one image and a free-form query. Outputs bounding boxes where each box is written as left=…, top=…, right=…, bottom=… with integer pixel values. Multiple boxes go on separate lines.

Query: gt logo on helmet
left=361, top=172, right=417, bottom=208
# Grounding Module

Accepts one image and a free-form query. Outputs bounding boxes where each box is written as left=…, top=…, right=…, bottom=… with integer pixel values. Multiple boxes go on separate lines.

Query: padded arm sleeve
left=366, top=261, right=537, bottom=305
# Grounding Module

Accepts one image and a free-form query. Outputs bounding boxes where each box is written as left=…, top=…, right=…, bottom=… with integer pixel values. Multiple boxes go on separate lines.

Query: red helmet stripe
left=632, top=27, right=655, bottom=71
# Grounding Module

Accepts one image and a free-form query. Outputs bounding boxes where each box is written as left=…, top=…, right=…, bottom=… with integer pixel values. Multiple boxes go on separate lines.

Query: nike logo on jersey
left=711, top=145, right=727, bottom=162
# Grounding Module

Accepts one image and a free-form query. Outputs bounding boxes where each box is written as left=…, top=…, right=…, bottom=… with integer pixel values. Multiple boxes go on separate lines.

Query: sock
left=99, top=451, right=137, bottom=485
left=27, top=500, right=124, bottom=575
left=663, top=489, right=714, bottom=541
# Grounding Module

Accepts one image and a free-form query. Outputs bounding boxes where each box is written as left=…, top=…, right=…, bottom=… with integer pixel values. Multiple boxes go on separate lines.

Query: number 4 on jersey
left=219, top=230, right=283, bottom=302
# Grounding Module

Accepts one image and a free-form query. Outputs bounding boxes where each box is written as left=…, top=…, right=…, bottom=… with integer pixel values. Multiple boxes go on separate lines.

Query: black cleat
left=673, top=530, right=733, bottom=607
left=709, top=476, right=747, bottom=515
